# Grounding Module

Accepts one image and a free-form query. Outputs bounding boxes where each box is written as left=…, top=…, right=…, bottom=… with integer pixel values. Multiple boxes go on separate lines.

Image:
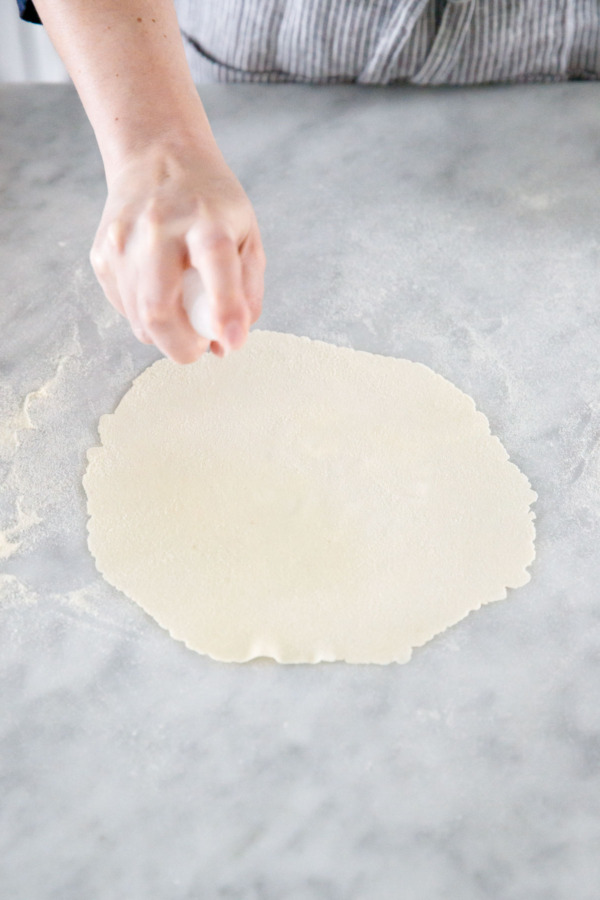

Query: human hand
left=90, top=142, right=265, bottom=363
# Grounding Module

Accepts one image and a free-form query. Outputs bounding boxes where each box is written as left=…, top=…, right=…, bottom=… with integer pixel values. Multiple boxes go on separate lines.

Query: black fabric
left=16, top=0, right=41, bottom=25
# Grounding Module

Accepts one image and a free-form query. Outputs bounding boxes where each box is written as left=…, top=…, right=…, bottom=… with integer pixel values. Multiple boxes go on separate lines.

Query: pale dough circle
left=84, top=330, right=536, bottom=664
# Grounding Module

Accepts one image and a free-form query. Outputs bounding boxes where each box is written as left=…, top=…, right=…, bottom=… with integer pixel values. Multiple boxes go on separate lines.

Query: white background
left=1, top=3, right=68, bottom=81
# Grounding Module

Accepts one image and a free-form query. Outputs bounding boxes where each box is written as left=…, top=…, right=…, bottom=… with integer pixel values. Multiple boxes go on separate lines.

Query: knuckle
left=215, top=292, right=245, bottom=311
left=141, top=306, right=169, bottom=329
left=144, top=222, right=163, bottom=250
left=201, top=232, right=236, bottom=254
left=107, top=219, right=127, bottom=251
left=143, top=197, right=167, bottom=228
left=89, top=246, right=107, bottom=276
left=141, top=202, right=175, bottom=248
left=139, top=299, right=176, bottom=330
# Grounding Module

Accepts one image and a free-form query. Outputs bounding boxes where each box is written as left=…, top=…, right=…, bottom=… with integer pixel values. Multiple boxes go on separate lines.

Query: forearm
left=34, top=0, right=219, bottom=183
left=32, top=0, right=265, bottom=365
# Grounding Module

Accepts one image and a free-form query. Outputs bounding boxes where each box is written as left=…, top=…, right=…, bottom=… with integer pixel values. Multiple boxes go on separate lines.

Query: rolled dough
left=83, top=330, right=536, bottom=664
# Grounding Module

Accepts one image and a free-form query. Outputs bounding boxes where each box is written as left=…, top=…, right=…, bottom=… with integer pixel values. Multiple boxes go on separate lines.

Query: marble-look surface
left=1, top=83, right=600, bottom=899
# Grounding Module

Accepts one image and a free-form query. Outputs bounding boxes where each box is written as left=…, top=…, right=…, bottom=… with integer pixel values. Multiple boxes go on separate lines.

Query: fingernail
left=224, top=322, right=244, bottom=349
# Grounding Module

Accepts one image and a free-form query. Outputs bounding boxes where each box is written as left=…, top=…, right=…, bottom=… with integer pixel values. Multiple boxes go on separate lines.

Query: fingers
left=240, top=230, right=266, bottom=325
left=134, top=222, right=208, bottom=364
left=89, top=178, right=266, bottom=364
left=91, top=213, right=152, bottom=343
left=145, top=301, right=210, bottom=363
left=90, top=241, right=126, bottom=319
left=92, top=210, right=209, bottom=363
left=187, top=226, right=249, bottom=352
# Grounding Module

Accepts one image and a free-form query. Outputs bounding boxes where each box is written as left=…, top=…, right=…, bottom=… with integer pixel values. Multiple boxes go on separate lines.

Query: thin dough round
left=84, top=331, right=536, bottom=664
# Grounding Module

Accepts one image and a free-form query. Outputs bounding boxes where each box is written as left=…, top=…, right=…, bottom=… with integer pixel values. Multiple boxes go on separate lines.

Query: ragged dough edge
left=83, top=329, right=537, bottom=665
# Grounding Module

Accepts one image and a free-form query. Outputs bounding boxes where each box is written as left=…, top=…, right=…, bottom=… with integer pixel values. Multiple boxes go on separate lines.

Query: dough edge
left=83, top=330, right=537, bottom=665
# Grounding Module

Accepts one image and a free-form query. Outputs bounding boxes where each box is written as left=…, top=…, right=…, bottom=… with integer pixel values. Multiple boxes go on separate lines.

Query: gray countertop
left=1, top=82, right=600, bottom=899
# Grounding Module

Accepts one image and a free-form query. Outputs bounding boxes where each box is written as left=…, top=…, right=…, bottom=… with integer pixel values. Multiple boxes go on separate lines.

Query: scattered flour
left=0, top=574, right=38, bottom=609
left=0, top=328, right=83, bottom=563
left=0, top=500, right=42, bottom=561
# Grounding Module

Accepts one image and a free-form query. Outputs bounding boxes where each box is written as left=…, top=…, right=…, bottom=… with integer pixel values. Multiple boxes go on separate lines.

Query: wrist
left=100, top=98, right=222, bottom=187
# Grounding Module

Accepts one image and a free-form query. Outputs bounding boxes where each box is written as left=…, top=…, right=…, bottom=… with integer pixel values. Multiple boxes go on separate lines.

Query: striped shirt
left=17, top=0, right=600, bottom=84
left=174, top=0, right=600, bottom=84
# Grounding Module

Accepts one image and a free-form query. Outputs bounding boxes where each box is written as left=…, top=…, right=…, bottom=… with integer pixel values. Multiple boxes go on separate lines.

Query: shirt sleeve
left=16, top=0, right=42, bottom=25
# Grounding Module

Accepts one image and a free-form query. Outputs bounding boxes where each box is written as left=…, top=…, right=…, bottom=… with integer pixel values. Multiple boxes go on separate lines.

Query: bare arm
left=34, top=0, right=265, bottom=362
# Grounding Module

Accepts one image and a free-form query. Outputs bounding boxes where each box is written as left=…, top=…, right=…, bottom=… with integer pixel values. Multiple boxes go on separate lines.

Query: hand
left=90, top=141, right=265, bottom=363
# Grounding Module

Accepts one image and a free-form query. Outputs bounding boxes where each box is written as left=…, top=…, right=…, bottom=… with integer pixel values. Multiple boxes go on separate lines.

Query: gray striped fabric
left=174, top=0, right=600, bottom=84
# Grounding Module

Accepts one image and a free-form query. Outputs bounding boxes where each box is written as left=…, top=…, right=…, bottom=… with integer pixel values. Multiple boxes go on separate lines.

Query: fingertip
left=168, top=340, right=209, bottom=365
left=223, top=320, right=247, bottom=352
